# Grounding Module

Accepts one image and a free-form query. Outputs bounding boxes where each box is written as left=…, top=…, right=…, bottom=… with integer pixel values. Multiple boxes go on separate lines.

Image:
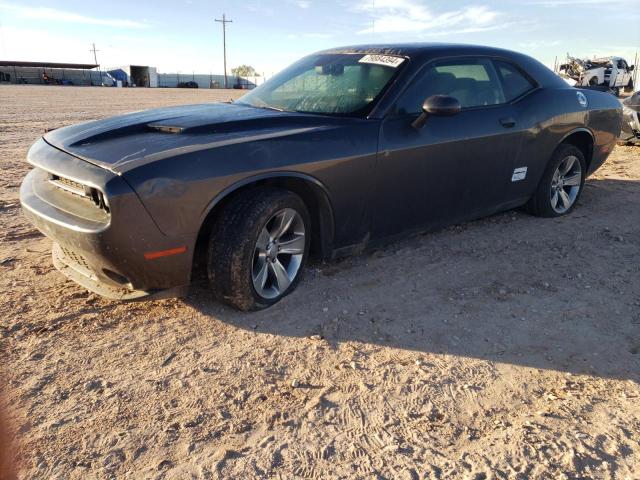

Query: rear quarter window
left=435, top=64, right=490, bottom=81
left=494, top=60, right=536, bottom=102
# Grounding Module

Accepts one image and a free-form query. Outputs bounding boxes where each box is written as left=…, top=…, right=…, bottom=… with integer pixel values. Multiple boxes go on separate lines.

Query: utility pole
left=215, top=13, right=232, bottom=88
left=90, top=43, right=101, bottom=86
left=372, top=0, right=375, bottom=33
left=634, top=51, right=638, bottom=89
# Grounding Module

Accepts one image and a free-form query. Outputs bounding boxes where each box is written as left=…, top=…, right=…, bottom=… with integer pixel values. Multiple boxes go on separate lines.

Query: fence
left=157, top=72, right=260, bottom=89
left=0, top=66, right=268, bottom=89
left=0, top=66, right=103, bottom=86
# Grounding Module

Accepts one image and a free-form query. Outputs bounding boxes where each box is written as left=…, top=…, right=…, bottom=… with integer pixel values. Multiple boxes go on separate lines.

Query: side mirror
left=412, top=95, right=461, bottom=129
left=629, top=65, right=635, bottom=72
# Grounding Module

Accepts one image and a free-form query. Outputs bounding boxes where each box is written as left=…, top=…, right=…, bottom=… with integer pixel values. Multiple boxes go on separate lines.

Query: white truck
left=559, top=56, right=635, bottom=96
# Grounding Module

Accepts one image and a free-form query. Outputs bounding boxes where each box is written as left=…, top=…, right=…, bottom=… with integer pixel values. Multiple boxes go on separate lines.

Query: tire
left=588, top=76, right=598, bottom=86
left=207, top=187, right=311, bottom=311
left=526, top=143, right=586, bottom=218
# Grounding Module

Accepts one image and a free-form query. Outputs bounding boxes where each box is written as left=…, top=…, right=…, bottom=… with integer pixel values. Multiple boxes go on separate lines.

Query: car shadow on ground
left=185, top=177, right=640, bottom=383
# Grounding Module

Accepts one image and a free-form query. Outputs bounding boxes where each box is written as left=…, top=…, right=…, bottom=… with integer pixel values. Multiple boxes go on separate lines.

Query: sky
left=0, top=0, right=638, bottom=77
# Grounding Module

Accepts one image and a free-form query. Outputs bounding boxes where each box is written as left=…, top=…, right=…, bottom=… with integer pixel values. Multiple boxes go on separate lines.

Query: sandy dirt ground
left=0, top=85, right=639, bottom=480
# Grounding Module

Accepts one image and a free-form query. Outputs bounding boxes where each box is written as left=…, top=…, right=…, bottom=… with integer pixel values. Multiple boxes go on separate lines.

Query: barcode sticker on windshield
left=359, top=55, right=405, bottom=68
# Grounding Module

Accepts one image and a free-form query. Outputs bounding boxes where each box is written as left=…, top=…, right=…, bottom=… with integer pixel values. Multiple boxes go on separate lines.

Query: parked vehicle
left=20, top=44, right=622, bottom=310
left=559, top=56, right=635, bottom=96
left=620, top=91, right=640, bottom=142
left=177, top=81, right=199, bottom=88
left=101, top=73, right=116, bottom=87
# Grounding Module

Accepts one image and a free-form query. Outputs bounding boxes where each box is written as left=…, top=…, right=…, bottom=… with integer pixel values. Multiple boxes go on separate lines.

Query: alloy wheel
left=550, top=155, right=582, bottom=214
left=252, top=208, right=306, bottom=299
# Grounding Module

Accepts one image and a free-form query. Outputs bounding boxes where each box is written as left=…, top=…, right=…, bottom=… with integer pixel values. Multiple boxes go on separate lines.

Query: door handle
left=500, top=117, right=516, bottom=128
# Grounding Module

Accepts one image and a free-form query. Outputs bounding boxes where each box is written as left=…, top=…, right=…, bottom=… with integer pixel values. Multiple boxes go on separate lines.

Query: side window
left=494, top=60, right=536, bottom=102
left=395, top=58, right=505, bottom=114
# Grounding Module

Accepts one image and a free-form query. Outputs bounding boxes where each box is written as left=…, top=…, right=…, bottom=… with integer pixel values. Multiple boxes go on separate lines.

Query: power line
left=215, top=13, right=233, bottom=88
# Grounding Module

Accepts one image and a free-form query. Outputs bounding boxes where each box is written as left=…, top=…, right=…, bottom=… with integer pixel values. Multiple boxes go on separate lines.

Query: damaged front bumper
left=621, top=105, right=640, bottom=141
left=20, top=138, right=194, bottom=300
left=51, top=243, right=187, bottom=300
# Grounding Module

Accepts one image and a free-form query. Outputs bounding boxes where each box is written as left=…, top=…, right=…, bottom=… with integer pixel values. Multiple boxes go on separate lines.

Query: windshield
left=235, top=53, right=405, bottom=115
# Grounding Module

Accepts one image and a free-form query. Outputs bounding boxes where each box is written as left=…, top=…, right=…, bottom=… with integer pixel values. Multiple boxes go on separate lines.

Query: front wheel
left=526, top=144, right=586, bottom=218
left=207, top=187, right=310, bottom=311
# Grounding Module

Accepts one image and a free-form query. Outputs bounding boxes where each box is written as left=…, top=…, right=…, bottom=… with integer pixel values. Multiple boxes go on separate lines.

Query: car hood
left=43, top=102, right=336, bottom=174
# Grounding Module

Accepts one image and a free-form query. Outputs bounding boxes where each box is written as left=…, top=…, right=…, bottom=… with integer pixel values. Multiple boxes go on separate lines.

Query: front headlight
left=623, top=106, right=640, bottom=128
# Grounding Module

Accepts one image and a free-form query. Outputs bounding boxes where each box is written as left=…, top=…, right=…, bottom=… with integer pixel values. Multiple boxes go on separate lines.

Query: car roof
left=593, top=56, right=620, bottom=61
left=317, top=43, right=522, bottom=60
left=316, top=43, right=568, bottom=89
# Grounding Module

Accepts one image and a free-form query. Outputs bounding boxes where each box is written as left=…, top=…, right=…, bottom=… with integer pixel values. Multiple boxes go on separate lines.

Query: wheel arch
left=559, top=128, right=594, bottom=171
left=192, top=172, right=335, bottom=281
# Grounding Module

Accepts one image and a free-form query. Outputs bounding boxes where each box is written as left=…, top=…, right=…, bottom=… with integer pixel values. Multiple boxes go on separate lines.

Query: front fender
left=199, top=171, right=336, bottom=258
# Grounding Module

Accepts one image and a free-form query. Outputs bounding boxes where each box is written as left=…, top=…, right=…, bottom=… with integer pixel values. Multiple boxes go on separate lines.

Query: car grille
left=49, top=173, right=110, bottom=212
left=51, top=175, right=86, bottom=195
left=59, top=245, right=92, bottom=272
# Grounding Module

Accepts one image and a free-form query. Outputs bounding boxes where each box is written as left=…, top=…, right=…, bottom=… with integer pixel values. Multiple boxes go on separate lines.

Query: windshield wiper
left=238, top=98, right=287, bottom=112
left=253, top=104, right=285, bottom=112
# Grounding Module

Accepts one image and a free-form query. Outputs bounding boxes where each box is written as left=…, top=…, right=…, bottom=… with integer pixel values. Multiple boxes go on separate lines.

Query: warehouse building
left=0, top=61, right=104, bottom=85
left=1, top=60, right=256, bottom=89
left=107, top=65, right=158, bottom=87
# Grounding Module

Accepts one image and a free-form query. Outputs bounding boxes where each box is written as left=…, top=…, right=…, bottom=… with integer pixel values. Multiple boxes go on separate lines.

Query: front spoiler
left=52, top=242, right=189, bottom=301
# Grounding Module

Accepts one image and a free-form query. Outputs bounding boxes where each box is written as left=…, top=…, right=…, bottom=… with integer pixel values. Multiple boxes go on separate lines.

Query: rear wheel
left=207, top=187, right=310, bottom=311
left=526, top=144, right=586, bottom=217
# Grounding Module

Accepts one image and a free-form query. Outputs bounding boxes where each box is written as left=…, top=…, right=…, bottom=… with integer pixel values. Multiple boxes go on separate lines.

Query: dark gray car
left=20, top=44, right=623, bottom=310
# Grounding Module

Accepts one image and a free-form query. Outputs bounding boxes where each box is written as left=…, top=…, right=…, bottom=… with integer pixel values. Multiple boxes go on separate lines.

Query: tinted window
left=395, top=58, right=504, bottom=114
left=495, top=60, right=535, bottom=101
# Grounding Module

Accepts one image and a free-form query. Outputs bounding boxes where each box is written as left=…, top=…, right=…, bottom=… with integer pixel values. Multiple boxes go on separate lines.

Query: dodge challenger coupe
left=20, top=44, right=622, bottom=311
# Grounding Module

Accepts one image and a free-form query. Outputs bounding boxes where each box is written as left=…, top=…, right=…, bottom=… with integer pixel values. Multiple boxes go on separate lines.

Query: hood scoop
left=147, top=122, right=185, bottom=134
left=145, top=114, right=303, bottom=136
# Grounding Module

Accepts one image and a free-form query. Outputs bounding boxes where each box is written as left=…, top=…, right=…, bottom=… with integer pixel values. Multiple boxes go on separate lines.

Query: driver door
left=373, top=57, right=522, bottom=238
